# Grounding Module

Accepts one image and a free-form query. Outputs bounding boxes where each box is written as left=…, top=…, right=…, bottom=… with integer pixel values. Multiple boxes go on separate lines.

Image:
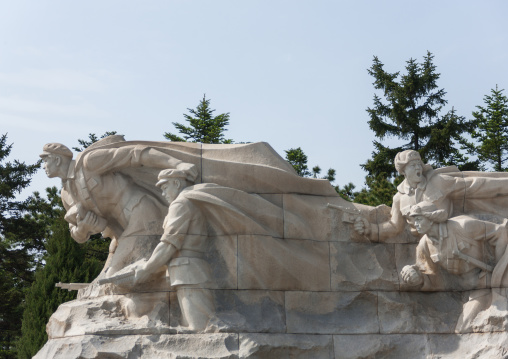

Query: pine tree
left=0, top=134, right=41, bottom=359
left=17, top=133, right=114, bottom=358
left=464, top=85, right=508, bottom=171
left=164, top=95, right=232, bottom=144
left=284, top=147, right=336, bottom=183
left=72, top=131, right=119, bottom=152
left=364, top=51, right=475, bottom=179
left=17, top=197, right=103, bottom=359
left=285, top=147, right=311, bottom=177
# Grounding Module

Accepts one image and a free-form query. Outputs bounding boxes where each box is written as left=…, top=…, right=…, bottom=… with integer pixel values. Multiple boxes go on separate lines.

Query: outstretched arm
left=83, top=146, right=198, bottom=182
left=138, top=148, right=198, bottom=182
left=354, top=194, right=405, bottom=242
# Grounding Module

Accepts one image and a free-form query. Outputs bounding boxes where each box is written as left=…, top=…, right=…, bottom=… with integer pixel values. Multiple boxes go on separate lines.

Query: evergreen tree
left=72, top=131, right=118, bottom=152
left=284, top=147, right=336, bottom=183
left=336, top=182, right=357, bottom=202
left=463, top=85, right=508, bottom=171
left=0, top=134, right=41, bottom=359
left=364, top=51, right=475, bottom=179
left=164, top=95, right=232, bottom=144
left=17, top=132, right=114, bottom=358
left=17, top=194, right=103, bottom=359
left=285, top=147, right=311, bottom=177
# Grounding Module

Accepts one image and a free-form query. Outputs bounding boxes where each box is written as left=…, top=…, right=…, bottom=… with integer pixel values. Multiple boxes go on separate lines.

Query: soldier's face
left=404, top=160, right=423, bottom=184
left=161, top=180, right=181, bottom=204
left=42, top=155, right=60, bottom=178
left=413, top=215, right=432, bottom=234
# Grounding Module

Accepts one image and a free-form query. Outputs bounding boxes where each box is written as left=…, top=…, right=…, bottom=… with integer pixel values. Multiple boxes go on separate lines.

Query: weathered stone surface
left=47, top=292, right=171, bottom=339
left=169, top=290, right=287, bottom=333
left=143, top=333, right=239, bottom=358
left=378, top=291, right=464, bottom=334
left=35, top=333, right=239, bottom=359
left=286, top=291, right=379, bottom=334
left=394, top=243, right=418, bottom=292
left=238, top=235, right=330, bottom=291
left=206, top=235, right=238, bottom=289
left=333, top=334, right=429, bottom=359
left=215, top=290, right=286, bottom=333
left=282, top=194, right=374, bottom=242
left=428, top=332, right=508, bottom=358
left=462, top=288, right=508, bottom=333
left=331, top=242, right=398, bottom=291
left=240, top=333, right=333, bottom=358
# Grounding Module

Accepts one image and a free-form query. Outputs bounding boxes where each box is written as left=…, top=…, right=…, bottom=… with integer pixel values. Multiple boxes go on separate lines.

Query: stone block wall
left=35, top=189, right=508, bottom=358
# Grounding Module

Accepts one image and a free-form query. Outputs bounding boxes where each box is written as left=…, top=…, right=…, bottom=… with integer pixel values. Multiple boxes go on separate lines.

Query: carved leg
left=455, top=288, right=492, bottom=333
left=176, top=287, right=215, bottom=332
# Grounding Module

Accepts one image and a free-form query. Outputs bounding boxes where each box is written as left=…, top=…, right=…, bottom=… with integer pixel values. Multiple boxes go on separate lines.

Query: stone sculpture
left=40, top=136, right=198, bottom=276
left=354, top=149, right=508, bottom=242
left=34, top=140, right=508, bottom=358
left=133, top=168, right=217, bottom=332
left=401, top=201, right=508, bottom=330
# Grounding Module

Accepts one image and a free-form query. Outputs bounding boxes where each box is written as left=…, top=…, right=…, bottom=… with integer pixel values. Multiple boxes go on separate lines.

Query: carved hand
left=354, top=216, right=371, bottom=235
left=77, top=211, right=105, bottom=235
left=401, top=265, right=424, bottom=286
left=134, top=265, right=151, bottom=284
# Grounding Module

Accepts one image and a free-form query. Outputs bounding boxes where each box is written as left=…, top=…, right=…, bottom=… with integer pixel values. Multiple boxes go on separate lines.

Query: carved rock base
left=35, top=332, right=508, bottom=359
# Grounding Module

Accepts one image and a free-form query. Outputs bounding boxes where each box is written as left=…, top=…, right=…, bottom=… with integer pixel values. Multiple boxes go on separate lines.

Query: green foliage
left=364, top=51, right=476, bottom=179
left=15, top=132, right=112, bottom=358
left=284, top=147, right=336, bottom=183
left=73, top=131, right=119, bottom=152
left=335, top=182, right=356, bottom=202
left=164, top=95, right=232, bottom=144
left=285, top=147, right=311, bottom=176
left=336, top=174, right=401, bottom=207
left=17, top=194, right=104, bottom=359
left=463, top=85, right=508, bottom=171
left=353, top=174, right=401, bottom=207
left=0, top=134, right=41, bottom=359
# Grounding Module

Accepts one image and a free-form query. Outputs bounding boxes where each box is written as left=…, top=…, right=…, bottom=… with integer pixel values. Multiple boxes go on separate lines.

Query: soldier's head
left=39, top=143, right=73, bottom=179
left=156, top=169, right=191, bottom=204
left=409, top=201, right=448, bottom=234
left=394, top=150, right=424, bottom=185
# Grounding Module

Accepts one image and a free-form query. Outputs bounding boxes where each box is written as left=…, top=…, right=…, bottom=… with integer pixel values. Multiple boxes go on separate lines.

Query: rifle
left=327, top=203, right=363, bottom=223
left=55, top=282, right=89, bottom=291
left=98, top=270, right=136, bottom=286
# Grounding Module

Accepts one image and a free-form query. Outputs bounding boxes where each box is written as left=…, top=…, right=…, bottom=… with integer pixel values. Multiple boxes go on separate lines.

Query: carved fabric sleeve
left=372, top=193, right=406, bottom=242
left=83, top=146, right=145, bottom=174
left=160, top=199, right=197, bottom=250
left=84, top=146, right=190, bottom=178
left=464, top=176, right=508, bottom=199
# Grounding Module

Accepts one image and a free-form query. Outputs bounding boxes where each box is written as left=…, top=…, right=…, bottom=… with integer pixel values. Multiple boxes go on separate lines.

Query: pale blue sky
left=1, top=1, right=507, bottom=197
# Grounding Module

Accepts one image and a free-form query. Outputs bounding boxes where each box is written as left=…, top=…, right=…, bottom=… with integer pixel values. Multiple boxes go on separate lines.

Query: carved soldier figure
left=40, top=137, right=198, bottom=275
left=400, top=201, right=508, bottom=330
left=355, top=150, right=508, bottom=242
left=134, top=168, right=215, bottom=331
left=400, top=201, right=508, bottom=290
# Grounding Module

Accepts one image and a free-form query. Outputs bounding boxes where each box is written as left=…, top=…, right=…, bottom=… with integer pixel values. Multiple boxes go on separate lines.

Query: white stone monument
left=34, top=139, right=508, bottom=358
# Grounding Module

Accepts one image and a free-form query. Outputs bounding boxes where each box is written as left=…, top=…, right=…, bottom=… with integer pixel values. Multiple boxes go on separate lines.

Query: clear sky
left=1, top=1, right=507, bottom=198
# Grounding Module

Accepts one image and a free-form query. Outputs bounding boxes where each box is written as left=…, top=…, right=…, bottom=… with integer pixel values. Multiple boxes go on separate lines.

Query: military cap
left=394, top=150, right=422, bottom=174
left=408, top=201, right=448, bottom=223
left=39, top=143, right=73, bottom=159
left=156, top=169, right=188, bottom=187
